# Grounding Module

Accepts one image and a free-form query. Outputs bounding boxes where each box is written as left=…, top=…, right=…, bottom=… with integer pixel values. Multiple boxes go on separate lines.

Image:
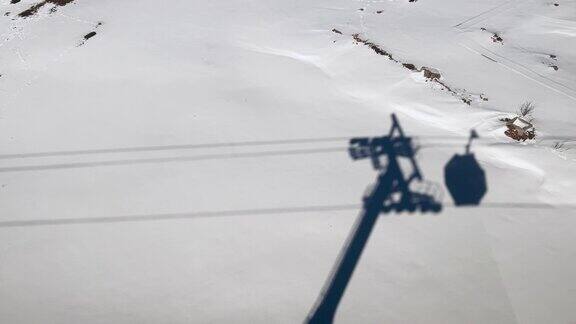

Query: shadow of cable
left=0, top=136, right=352, bottom=160
left=0, top=202, right=572, bottom=229
left=1, top=202, right=573, bottom=229
left=0, top=204, right=360, bottom=228
left=0, top=147, right=345, bottom=173
left=2, top=134, right=573, bottom=160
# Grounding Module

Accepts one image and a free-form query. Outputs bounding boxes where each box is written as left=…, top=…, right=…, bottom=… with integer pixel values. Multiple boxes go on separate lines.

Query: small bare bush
left=518, top=101, right=535, bottom=117
left=553, top=142, right=569, bottom=152
left=553, top=142, right=564, bottom=150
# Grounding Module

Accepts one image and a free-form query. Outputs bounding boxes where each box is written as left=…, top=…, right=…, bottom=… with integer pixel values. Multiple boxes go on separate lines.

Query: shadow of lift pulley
left=444, top=130, right=487, bottom=206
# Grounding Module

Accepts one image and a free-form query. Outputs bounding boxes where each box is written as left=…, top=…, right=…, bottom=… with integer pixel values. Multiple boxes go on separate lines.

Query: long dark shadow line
left=1, top=136, right=574, bottom=161
left=0, top=136, right=352, bottom=160
left=0, top=204, right=361, bottom=228
left=0, top=147, right=346, bottom=173
left=475, top=202, right=576, bottom=209
left=1, top=202, right=574, bottom=229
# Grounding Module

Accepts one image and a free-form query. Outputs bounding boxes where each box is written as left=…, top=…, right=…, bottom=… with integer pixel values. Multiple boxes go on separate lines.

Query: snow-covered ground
left=1, top=0, right=575, bottom=323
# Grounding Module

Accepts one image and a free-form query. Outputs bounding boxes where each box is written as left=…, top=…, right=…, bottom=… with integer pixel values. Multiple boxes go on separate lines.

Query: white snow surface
left=0, top=0, right=575, bottom=323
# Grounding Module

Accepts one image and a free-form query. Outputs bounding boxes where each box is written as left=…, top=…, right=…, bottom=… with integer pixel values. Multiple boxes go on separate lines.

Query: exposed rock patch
left=83, top=31, right=96, bottom=40
left=352, top=34, right=397, bottom=62
left=422, top=67, right=441, bottom=80
left=347, top=33, right=488, bottom=106
left=18, top=0, right=74, bottom=18
left=78, top=22, right=103, bottom=46
left=402, top=63, right=417, bottom=71
left=480, top=27, right=504, bottom=44
left=491, top=33, right=503, bottom=44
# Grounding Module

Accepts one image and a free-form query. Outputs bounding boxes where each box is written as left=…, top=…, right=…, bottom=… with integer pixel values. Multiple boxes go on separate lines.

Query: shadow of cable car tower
left=305, top=114, right=442, bottom=324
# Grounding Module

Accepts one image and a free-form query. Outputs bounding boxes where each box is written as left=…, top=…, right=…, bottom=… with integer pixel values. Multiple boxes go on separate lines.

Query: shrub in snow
left=518, top=101, right=535, bottom=119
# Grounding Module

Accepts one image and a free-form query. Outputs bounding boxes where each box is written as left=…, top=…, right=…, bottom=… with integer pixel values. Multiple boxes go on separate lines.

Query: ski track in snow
left=459, top=38, right=576, bottom=102
left=453, top=0, right=520, bottom=29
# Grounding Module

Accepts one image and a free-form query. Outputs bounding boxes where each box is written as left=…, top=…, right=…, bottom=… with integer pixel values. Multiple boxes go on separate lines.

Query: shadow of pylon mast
left=305, top=114, right=442, bottom=324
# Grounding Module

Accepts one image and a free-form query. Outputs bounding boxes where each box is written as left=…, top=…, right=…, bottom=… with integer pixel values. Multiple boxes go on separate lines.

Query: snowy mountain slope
left=0, top=0, right=575, bottom=323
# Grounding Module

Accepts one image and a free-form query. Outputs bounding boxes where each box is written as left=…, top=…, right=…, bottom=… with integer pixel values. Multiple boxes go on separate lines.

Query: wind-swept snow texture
left=1, top=0, right=575, bottom=323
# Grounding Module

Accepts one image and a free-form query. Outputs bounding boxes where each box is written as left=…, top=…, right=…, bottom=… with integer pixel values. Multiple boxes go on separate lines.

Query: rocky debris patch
left=78, top=22, right=102, bottom=46
left=83, top=31, right=96, bottom=40
left=349, top=33, right=488, bottom=106
left=546, top=54, right=558, bottom=71
left=422, top=67, right=441, bottom=79
left=432, top=77, right=486, bottom=105
left=532, top=52, right=559, bottom=71
left=402, top=63, right=417, bottom=71
left=48, top=0, right=74, bottom=5
left=480, top=27, right=504, bottom=44
left=499, top=102, right=537, bottom=141
left=503, top=117, right=536, bottom=141
left=352, top=34, right=397, bottom=62
left=491, top=33, right=503, bottom=44
left=18, top=2, right=44, bottom=17
left=18, top=0, right=74, bottom=18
